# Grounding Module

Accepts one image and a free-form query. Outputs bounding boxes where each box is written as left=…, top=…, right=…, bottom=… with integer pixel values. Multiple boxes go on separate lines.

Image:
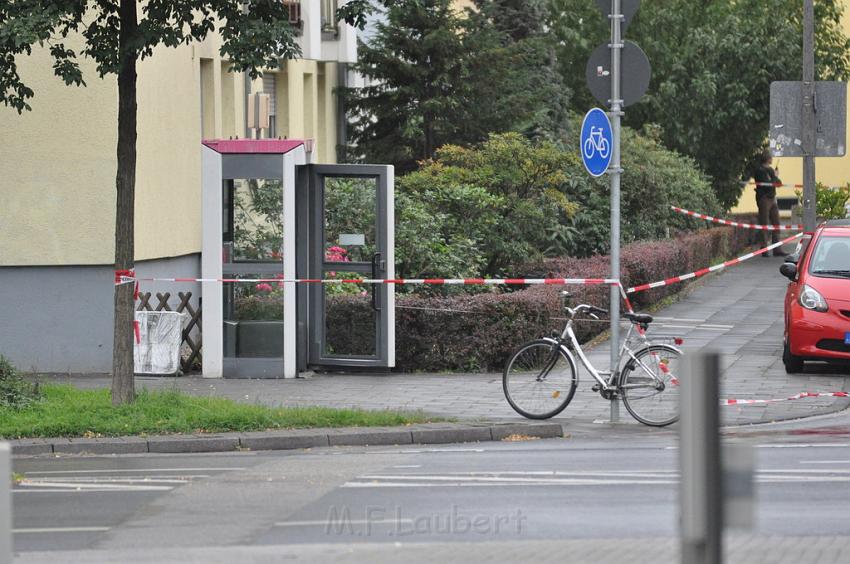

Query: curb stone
left=8, top=422, right=565, bottom=457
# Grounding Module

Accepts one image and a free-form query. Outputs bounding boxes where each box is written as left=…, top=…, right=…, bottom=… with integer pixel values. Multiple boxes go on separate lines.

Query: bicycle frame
left=553, top=308, right=657, bottom=393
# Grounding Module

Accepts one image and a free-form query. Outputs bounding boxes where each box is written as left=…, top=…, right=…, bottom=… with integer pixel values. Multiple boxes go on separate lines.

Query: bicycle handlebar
left=568, top=304, right=609, bottom=317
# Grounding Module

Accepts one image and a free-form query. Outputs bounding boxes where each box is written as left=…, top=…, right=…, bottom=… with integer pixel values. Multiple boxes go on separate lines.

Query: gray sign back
left=770, top=81, right=847, bottom=158
left=596, top=0, right=641, bottom=35
left=585, top=40, right=651, bottom=108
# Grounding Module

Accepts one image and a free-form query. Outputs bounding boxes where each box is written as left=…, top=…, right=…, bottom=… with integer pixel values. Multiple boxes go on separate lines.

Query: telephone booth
left=201, top=139, right=395, bottom=378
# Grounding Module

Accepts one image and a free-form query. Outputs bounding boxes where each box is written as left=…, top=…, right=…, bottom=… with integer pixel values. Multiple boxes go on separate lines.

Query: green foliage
left=0, top=384, right=436, bottom=438
left=395, top=128, right=719, bottom=277
left=548, top=0, right=850, bottom=208
left=534, top=120, right=720, bottom=258
left=0, top=355, right=40, bottom=410
left=816, top=184, right=850, bottom=219
left=796, top=183, right=850, bottom=219
left=340, top=0, right=569, bottom=172
left=397, top=133, right=576, bottom=278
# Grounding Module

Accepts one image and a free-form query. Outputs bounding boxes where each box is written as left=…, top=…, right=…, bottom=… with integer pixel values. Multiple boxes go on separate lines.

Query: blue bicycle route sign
left=580, top=108, right=613, bottom=177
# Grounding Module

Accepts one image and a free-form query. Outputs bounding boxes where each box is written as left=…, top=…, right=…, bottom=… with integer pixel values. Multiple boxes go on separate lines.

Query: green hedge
left=326, top=227, right=755, bottom=372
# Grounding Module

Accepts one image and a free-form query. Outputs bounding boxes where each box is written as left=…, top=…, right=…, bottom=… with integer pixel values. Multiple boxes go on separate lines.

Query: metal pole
left=609, top=0, right=623, bottom=423
left=680, top=352, right=723, bottom=564
left=802, top=0, right=817, bottom=232
left=0, top=442, right=12, bottom=564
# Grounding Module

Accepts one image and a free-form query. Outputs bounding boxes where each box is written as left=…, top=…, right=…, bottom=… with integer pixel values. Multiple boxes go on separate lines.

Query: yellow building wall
left=732, top=6, right=850, bottom=215
left=1, top=34, right=341, bottom=266
left=256, top=60, right=338, bottom=163
left=0, top=39, right=118, bottom=266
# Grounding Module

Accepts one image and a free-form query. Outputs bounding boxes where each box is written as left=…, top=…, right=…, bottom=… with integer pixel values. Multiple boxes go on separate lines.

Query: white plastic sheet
left=134, top=311, right=188, bottom=375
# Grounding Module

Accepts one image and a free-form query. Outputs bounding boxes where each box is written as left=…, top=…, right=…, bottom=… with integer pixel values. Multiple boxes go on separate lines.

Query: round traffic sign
left=580, top=108, right=613, bottom=177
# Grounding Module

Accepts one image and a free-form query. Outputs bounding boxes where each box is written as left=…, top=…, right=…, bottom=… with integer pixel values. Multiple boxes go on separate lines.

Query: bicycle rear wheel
left=620, top=344, right=683, bottom=427
left=503, top=340, right=578, bottom=420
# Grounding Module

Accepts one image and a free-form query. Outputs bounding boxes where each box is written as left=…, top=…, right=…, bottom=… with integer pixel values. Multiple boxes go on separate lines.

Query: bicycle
left=583, top=127, right=610, bottom=160
left=502, top=293, right=684, bottom=427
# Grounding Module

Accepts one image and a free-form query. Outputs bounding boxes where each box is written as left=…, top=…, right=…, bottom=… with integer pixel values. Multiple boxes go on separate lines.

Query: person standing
left=753, top=151, right=787, bottom=257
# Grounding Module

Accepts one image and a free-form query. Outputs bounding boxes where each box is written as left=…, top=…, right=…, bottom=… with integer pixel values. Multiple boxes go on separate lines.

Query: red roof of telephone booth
left=202, top=139, right=311, bottom=154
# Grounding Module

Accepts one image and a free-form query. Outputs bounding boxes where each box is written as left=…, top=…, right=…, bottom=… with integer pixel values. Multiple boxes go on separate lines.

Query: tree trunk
left=112, top=0, right=138, bottom=405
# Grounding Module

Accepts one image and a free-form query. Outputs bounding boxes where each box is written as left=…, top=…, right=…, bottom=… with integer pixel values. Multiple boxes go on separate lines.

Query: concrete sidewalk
left=43, top=253, right=850, bottom=427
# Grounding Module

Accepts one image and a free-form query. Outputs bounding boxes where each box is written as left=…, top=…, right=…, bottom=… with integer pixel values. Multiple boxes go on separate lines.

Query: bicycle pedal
left=591, top=383, right=602, bottom=393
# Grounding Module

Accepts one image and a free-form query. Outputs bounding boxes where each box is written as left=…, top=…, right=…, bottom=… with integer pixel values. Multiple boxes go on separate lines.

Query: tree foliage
left=341, top=0, right=570, bottom=172
left=549, top=0, right=850, bottom=208
left=396, top=133, right=576, bottom=279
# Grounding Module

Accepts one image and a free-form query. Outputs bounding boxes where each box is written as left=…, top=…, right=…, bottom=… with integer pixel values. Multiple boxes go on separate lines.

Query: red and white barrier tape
left=721, top=391, right=849, bottom=406
left=120, top=276, right=623, bottom=287
left=115, top=270, right=141, bottom=343
left=671, top=206, right=802, bottom=231
left=748, top=181, right=804, bottom=189
left=626, top=233, right=803, bottom=294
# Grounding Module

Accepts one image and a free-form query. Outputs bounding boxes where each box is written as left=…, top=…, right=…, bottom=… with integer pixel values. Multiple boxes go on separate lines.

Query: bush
left=332, top=227, right=752, bottom=372
left=0, top=355, right=40, bottom=410
left=816, top=184, right=850, bottom=219
left=558, top=124, right=722, bottom=258
left=396, top=133, right=576, bottom=278
left=395, top=127, right=721, bottom=281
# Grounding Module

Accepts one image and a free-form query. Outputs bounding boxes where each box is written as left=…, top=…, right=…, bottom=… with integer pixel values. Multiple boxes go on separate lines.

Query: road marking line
left=368, top=448, right=486, bottom=455
left=343, top=475, right=850, bottom=488
left=667, top=443, right=850, bottom=450
left=391, top=465, right=422, bottom=469
left=16, top=481, right=174, bottom=492
left=756, top=443, right=850, bottom=449
left=274, top=519, right=414, bottom=528
left=13, top=527, right=110, bottom=534
left=23, top=467, right=245, bottom=475
left=342, top=480, right=681, bottom=487
left=24, top=478, right=195, bottom=484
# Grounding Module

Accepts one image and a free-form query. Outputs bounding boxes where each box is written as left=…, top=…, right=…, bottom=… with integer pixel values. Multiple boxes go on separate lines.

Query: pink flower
left=325, top=246, right=351, bottom=263
left=255, top=283, right=273, bottom=292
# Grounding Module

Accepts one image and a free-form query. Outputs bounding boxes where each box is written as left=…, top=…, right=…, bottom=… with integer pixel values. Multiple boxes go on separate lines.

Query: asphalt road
left=10, top=412, right=850, bottom=563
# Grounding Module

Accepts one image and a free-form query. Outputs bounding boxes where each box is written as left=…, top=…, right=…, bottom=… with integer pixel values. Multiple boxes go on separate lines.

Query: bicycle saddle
left=623, top=312, right=654, bottom=325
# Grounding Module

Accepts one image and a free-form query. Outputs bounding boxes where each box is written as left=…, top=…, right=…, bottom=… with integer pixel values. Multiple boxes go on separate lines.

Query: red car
left=781, top=219, right=850, bottom=373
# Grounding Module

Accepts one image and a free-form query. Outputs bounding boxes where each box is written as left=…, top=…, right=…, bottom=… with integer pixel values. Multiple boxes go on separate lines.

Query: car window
left=788, top=237, right=811, bottom=264
left=808, top=236, right=850, bottom=275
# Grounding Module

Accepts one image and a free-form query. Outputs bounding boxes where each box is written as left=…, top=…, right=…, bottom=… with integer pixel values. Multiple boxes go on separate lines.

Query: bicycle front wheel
left=503, top=340, right=578, bottom=420
left=620, top=345, right=684, bottom=427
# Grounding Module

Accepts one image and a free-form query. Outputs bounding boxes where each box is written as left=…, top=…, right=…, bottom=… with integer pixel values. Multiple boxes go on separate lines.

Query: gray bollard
left=0, top=442, right=11, bottom=564
left=679, top=352, right=722, bottom=564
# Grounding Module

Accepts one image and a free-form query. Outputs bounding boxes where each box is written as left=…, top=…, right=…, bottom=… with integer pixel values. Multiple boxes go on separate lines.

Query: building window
left=282, top=0, right=302, bottom=29
left=321, top=0, right=338, bottom=34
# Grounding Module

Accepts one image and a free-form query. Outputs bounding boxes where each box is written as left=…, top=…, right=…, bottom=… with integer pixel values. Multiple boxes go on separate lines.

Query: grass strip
left=0, top=384, right=436, bottom=439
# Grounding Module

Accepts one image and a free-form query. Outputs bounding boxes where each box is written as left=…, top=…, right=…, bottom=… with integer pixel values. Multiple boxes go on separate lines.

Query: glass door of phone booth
left=302, top=164, right=394, bottom=370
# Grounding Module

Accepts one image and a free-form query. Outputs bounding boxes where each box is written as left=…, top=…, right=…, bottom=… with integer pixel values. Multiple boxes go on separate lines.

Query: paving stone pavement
left=15, top=535, right=850, bottom=564
left=49, top=253, right=850, bottom=426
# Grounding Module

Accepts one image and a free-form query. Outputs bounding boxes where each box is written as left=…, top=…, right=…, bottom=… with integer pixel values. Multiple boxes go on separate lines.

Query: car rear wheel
left=783, top=339, right=804, bottom=374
